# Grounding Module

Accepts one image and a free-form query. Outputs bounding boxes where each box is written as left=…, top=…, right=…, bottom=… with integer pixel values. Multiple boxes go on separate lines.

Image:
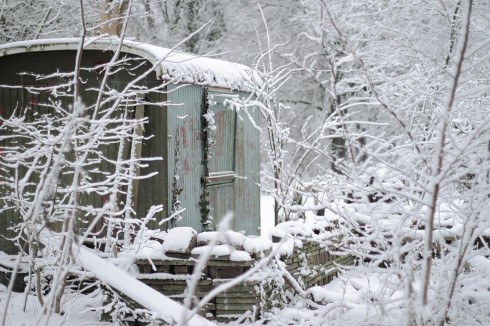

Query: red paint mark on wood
left=184, top=158, right=189, bottom=174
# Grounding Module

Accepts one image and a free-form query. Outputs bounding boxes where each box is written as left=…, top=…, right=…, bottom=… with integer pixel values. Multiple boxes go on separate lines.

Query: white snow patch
left=197, top=230, right=247, bottom=247
left=162, top=227, right=196, bottom=253
left=0, top=252, right=28, bottom=272
left=230, top=250, right=252, bottom=262
left=0, top=282, right=107, bottom=325
left=273, top=238, right=296, bottom=257
left=273, top=220, right=313, bottom=238
left=468, top=255, right=490, bottom=271
left=307, top=286, right=349, bottom=304
left=192, top=244, right=230, bottom=257
left=191, top=244, right=251, bottom=261
left=260, top=195, right=276, bottom=238
left=242, top=235, right=272, bottom=254
left=203, top=110, right=217, bottom=131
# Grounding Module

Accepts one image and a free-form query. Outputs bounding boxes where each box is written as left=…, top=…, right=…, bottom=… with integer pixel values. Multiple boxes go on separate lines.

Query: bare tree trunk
left=97, top=0, right=129, bottom=36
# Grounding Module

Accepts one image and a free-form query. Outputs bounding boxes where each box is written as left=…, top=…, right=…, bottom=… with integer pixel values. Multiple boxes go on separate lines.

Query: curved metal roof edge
left=0, top=38, right=257, bottom=91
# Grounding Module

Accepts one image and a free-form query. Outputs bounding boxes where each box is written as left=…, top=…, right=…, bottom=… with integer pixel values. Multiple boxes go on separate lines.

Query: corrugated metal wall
left=137, top=88, right=168, bottom=229
left=164, top=85, right=260, bottom=235
left=0, top=51, right=164, bottom=254
left=166, top=83, right=205, bottom=231
left=0, top=86, right=77, bottom=253
left=0, top=87, right=25, bottom=254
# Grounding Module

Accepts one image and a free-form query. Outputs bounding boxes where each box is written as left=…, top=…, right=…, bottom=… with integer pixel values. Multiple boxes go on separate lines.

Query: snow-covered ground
left=0, top=271, right=401, bottom=326
left=0, top=194, right=331, bottom=326
left=0, top=283, right=107, bottom=325
left=0, top=195, right=281, bottom=325
left=5, top=194, right=485, bottom=325
left=244, top=271, right=406, bottom=326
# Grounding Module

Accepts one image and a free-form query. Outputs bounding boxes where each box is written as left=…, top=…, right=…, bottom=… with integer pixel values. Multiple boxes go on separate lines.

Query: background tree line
left=1, top=0, right=489, bottom=324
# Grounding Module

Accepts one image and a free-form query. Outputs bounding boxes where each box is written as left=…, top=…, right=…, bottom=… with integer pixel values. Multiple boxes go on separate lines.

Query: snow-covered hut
left=0, top=38, right=260, bottom=254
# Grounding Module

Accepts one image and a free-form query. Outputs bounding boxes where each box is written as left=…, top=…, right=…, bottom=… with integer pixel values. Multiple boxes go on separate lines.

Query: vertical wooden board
left=233, top=92, right=260, bottom=235
left=167, top=83, right=204, bottom=231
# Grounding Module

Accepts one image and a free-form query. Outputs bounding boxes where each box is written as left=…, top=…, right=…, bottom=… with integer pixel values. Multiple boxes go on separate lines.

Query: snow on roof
left=0, top=38, right=257, bottom=91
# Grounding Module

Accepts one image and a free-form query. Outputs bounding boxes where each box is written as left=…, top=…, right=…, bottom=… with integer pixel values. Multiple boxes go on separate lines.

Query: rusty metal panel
left=166, top=83, right=204, bottom=231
